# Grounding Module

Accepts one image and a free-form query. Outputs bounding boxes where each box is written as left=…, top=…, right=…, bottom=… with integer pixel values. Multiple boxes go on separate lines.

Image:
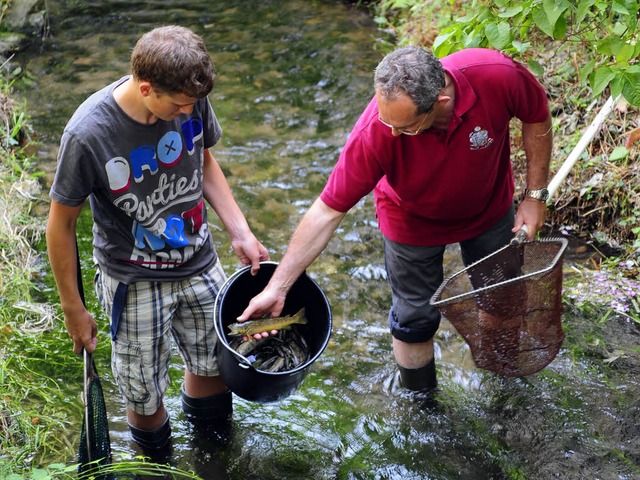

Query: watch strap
left=524, top=188, right=549, bottom=202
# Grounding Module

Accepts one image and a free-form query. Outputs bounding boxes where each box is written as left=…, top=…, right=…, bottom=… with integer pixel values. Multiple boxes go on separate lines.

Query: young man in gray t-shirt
left=46, top=25, right=269, bottom=451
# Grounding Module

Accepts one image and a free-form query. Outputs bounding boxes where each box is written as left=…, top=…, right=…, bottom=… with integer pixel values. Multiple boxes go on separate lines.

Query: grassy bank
left=0, top=80, right=77, bottom=477
left=1, top=20, right=62, bottom=478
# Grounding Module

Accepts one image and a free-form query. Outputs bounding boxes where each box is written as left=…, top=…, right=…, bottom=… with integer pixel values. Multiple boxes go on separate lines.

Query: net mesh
left=431, top=237, right=568, bottom=377
left=78, top=358, right=112, bottom=478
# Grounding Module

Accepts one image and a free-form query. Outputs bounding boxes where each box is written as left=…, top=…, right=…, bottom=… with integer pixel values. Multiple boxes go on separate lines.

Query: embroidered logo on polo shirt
left=469, top=126, right=494, bottom=150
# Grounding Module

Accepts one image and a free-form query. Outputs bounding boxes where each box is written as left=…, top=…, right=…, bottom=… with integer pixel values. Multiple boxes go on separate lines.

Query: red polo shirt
left=320, top=48, right=549, bottom=246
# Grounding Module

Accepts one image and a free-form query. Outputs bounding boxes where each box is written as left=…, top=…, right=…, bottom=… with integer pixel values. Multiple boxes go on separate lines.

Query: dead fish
left=229, top=336, right=269, bottom=357
left=227, top=308, right=308, bottom=337
left=256, top=355, right=286, bottom=372
left=228, top=327, right=311, bottom=373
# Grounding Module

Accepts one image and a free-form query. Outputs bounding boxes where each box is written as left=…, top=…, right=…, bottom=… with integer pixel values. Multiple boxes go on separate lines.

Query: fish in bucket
left=214, top=262, right=332, bottom=402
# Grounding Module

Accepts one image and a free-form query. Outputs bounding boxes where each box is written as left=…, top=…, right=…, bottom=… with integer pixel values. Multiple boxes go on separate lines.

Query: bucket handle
left=220, top=337, right=255, bottom=369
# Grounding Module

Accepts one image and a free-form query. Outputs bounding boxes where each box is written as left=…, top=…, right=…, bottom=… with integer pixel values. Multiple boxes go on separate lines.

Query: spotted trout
left=227, top=308, right=308, bottom=337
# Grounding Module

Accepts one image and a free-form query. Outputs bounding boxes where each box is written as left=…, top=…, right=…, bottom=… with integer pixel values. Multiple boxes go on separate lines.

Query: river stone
left=0, top=32, right=27, bottom=57
left=4, top=0, right=40, bottom=29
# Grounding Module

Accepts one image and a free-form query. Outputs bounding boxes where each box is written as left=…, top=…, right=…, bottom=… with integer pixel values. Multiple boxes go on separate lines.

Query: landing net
left=78, top=350, right=112, bottom=479
left=430, top=237, right=568, bottom=377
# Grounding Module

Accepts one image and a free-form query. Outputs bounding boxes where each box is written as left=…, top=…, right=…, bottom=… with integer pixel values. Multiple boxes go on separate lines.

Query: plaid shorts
left=95, top=259, right=226, bottom=415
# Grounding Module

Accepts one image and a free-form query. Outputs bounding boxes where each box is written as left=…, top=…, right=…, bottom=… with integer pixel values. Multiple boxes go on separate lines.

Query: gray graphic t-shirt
left=50, top=76, right=222, bottom=284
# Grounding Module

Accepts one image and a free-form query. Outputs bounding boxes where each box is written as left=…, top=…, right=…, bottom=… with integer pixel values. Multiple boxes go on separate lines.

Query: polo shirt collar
left=444, top=66, right=476, bottom=118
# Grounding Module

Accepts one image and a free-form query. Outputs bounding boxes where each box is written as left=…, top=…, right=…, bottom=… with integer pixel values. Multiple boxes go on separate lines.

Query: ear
left=139, top=81, right=153, bottom=98
left=433, top=93, right=451, bottom=109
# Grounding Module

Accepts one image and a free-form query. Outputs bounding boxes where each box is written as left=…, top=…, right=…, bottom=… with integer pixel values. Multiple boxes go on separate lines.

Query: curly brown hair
left=131, top=25, right=216, bottom=98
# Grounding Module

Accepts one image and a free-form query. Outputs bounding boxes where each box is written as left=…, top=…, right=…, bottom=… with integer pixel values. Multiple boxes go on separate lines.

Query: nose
left=391, top=127, right=403, bottom=137
left=179, top=104, right=195, bottom=115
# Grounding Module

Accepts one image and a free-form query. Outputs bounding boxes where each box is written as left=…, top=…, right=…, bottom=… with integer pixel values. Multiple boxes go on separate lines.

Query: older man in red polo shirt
left=238, top=47, right=552, bottom=392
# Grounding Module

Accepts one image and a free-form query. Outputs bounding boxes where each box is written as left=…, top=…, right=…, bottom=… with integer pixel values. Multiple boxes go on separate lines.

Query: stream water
left=13, top=1, right=640, bottom=479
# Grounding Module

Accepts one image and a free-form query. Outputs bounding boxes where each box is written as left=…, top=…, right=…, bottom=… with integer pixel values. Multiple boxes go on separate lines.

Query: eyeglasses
left=378, top=109, right=430, bottom=136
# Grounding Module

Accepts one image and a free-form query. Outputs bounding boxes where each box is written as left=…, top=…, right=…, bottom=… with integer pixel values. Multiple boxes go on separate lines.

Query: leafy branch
left=432, top=0, right=640, bottom=105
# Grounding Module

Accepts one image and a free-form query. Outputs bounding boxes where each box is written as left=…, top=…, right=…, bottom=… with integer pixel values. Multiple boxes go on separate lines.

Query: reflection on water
left=14, top=0, right=640, bottom=478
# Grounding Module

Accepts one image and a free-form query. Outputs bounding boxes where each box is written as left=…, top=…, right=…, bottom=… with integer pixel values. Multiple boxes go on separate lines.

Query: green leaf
left=612, top=0, right=630, bottom=15
left=612, top=21, right=630, bottom=37
left=532, top=5, right=555, bottom=37
left=462, top=31, right=484, bottom=49
left=457, top=12, right=478, bottom=22
left=609, top=146, right=629, bottom=161
left=590, top=66, right=616, bottom=95
left=625, top=0, right=640, bottom=19
left=512, top=40, right=531, bottom=55
left=484, top=21, right=512, bottom=50
left=610, top=75, right=624, bottom=99
left=498, top=6, right=523, bottom=18
left=47, top=463, right=76, bottom=472
left=579, top=58, right=596, bottom=80
left=576, top=0, right=597, bottom=25
left=30, top=469, right=50, bottom=480
left=528, top=59, right=545, bottom=77
left=596, top=38, right=618, bottom=56
left=613, top=42, right=635, bottom=64
left=532, top=0, right=570, bottom=38
left=621, top=71, right=640, bottom=105
left=387, top=0, right=414, bottom=8
left=552, top=14, right=568, bottom=40
left=475, top=6, right=494, bottom=22
left=433, top=31, right=456, bottom=57
left=543, top=0, right=570, bottom=35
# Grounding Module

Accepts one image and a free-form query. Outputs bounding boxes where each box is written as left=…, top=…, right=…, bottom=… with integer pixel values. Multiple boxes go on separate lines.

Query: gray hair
left=374, top=46, right=445, bottom=114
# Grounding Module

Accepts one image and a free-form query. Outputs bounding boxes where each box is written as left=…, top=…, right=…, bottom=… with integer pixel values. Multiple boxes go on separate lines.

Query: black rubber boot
left=182, top=385, right=233, bottom=447
left=181, top=384, right=233, bottom=422
left=128, top=414, right=172, bottom=451
left=398, top=358, right=437, bottom=392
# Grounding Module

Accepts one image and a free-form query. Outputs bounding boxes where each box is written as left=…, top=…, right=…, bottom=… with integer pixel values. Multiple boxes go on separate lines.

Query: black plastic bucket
left=214, top=261, right=332, bottom=403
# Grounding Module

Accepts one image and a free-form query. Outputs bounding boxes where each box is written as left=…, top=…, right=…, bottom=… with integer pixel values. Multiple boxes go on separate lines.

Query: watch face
left=540, top=189, right=549, bottom=201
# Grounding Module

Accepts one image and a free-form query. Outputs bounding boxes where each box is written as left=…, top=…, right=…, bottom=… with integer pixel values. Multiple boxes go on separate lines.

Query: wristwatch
left=524, top=188, right=549, bottom=202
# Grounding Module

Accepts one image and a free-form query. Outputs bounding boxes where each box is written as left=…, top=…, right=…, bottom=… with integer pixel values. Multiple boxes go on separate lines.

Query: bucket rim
left=213, top=261, right=332, bottom=376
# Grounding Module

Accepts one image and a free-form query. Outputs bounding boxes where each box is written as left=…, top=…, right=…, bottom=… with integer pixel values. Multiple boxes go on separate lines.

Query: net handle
left=77, top=235, right=103, bottom=463
left=83, top=348, right=94, bottom=460
left=547, top=95, right=619, bottom=199
left=510, top=225, right=528, bottom=245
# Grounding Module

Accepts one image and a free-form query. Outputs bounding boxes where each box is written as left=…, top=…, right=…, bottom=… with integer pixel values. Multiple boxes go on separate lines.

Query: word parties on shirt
left=105, top=117, right=208, bottom=268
